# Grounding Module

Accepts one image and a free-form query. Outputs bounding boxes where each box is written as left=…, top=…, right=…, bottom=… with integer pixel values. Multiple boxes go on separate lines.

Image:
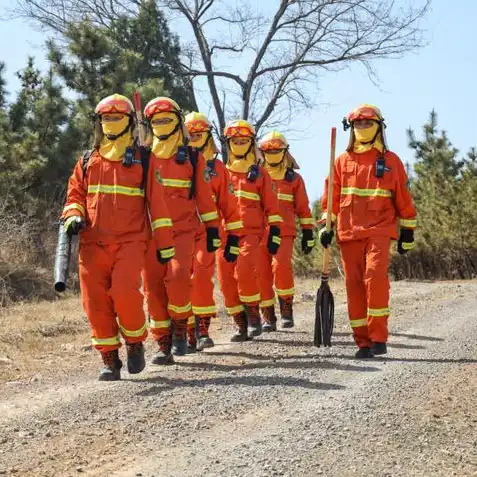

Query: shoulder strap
left=188, top=146, right=199, bottom=199
left=138, top=146, right=151, bottom=190
left=81, top=149, right=95, bottom=179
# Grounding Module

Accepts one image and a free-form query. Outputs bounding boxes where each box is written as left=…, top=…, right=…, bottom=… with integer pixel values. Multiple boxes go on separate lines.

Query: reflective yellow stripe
left=91, top=335, right=120, bottom=346
left=229, top=246, right=240, bottom=255
left=192, top=305, right=217, bottom=315
left=272, top=236, right=281, bottom=245
left=239, top=293, right=260, bottom=303
left=300, top=217, right=315, bottom=225
left=350, top=318, right=367, bottom=328
left=201, top=211, right=219, bottom=222
left=276, top=287, right=294, bottom=297
left=341, top=187, right=392, bottom=198
left=187, top=315, right=196, bottom=325
left=88, top=184, right=144, bottom=197
left=161, top=178, right=192, bottom=188
left=168, top=302, right=192, bottom=314
left=63, top=203, right=85, bottom=216
left=213, top=238, right=221, bottom=248
left=225, top=221, right=243, bottom=231
left=260, top=298, right=276, bottom=308
left=160, top=247, right=175, bottom=259
left=119, top=322, right=147, bottom=338
left=226, top=305, right=245, bottom=315
left=150, top=318, right=171, bottom=329
left=400, top=218, right=417, bottom=228
left=268, top=214, right=282, bottom=223
left=152, top=218, right=173, bottom=230
left=402, top=242, right=415, bottom=250
left=277, top=193, right=293, bottom=202
left=306, top=240, right=315, bottom=247
left=235, top=190, right=260, bottom=201
left=368, top=307, right=390, bottom=317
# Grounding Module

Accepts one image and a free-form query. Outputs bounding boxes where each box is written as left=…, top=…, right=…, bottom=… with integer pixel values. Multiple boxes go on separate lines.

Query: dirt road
left=0, top=279, right=476, bottom=476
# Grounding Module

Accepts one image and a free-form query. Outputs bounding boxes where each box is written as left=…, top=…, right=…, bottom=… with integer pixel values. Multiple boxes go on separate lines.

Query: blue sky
left=1, top=0, right=475, bottom=200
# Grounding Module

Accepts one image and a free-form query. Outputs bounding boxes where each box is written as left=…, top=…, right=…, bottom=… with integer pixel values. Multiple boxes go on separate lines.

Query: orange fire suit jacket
left=274, top=172, right=314, bottom=237
left=205, top=158, right=243, bottom=236
left=322, top=148, right=417, bottom=242
left=151, top=151, right=219, bottom=234
left=62, top=150, right=173, bottom=249
left=228, top=166, right=282, bottom=234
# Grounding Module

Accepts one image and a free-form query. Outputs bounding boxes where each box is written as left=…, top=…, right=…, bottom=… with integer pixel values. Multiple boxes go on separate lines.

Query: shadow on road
left=332, top=331, right=444, bottom=342
left=171, top=358, right=381, bottom=373
left=321, top=353, right=477, bottom=364
left=134, top=374, right=346, bottom=396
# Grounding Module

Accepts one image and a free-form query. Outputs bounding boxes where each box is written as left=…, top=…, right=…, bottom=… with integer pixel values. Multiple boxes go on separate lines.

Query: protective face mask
left=101, top=116, right=130, bottom=137
left=229, top=139, right=251, bottom=157
left=264, top=151, right=284, bottom=165
left=189, top=132, right=207, bottom=149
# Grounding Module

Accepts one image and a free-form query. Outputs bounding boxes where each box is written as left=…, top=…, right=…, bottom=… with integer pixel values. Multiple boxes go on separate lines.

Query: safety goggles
left=260, top=139, right=287, bottom=151
left=97, top=100, right=133, bottom=115
left=186, top=120, right=210, bottom=133
left=225, top=126, right=254, bottom=138
left=145, top=101, right=178, bottom=118
left=347, top=107, right=381, bottom=122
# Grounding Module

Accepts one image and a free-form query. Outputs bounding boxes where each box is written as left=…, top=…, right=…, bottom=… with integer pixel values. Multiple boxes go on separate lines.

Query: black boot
left=172, top=319, right=188, bottom=356
left=279, top=296, right=294, bottom=329
left=197, top=316, right=214, bottom=351
left=247, top=305, right=262, bottom=338
left=151, top=335, right=174, bottom=365
left=371, top=342, right=387, bottom=356
left=187, top=322, right=197, bottom=354
left=126, top=341, right=146, bottom=374
left=99, top=349, right=122, bottom=381
left=261, top=305, right=277, bottom=332
left=354, top=347, right=374, bottom=359
left=230, top=311, right=249, bottom=342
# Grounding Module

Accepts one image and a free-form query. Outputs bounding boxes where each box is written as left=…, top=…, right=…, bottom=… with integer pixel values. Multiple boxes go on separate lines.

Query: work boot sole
left=187, top=343, right=197, bottom=354
left=371, top=343, right=387, bottom=356
left=354, top=347, right=374, bottom=359
left=262, top=322, right=277, bottom=332
left=197, top=336, right=214, bottom=351
left=281, top=320, right=294, bottom=329
left=98, top=368, right=121, bottom=381
left=230, top=332, right=250, bottom=342
left=151, top=352, right=174, bottom=365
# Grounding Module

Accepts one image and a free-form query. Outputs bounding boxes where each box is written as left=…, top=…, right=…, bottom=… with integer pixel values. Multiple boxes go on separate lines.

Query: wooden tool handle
left=322, top=127, right=337, bottom=276
left=134, top=91, right=146, bottom=146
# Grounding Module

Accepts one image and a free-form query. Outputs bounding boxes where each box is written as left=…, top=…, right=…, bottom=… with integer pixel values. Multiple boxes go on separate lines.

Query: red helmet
left=224, top=119, right=256, bottom=138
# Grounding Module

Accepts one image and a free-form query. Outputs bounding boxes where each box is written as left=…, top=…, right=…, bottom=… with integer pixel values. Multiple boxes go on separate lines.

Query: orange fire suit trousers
left=259, top=236, right=295, bottom=306
left=143, top=232, right=195, bottom=340
left=78, top=241, right=148, bottom=353
left=217, top=234, right=261, bottom=315
left=191, top=230, right=217, bottom=318
left=340, top=236, right=391, bottom=348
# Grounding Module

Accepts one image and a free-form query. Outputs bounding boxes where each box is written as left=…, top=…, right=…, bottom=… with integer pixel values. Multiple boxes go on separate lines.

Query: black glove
left=157, top=247, right=175, bottom=264
left=267, top=225, right=281, bottom=255
left=206, top=227, right=221, bottom=252
left=224, top=234, right=240, bottom=263
left=64, top=216, right=85, bottom=237
left=397, top=228, right=415, bottom=255
left=301, top=229, right=315, bottom=255
left=319, top=227, right=334, bottom=248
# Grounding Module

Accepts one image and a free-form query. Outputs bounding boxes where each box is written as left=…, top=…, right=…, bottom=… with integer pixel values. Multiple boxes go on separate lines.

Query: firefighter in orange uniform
left=142, top=97, right=222, bottom=364
left=185, top=112, right=243, bottom=352
left=258, top=131, right=315, bottom=330
left=61, top=94, right=174, bottom=381
left=217, top=120, right=282, bottom=341
left=319, top=104, right=417, bottom=358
